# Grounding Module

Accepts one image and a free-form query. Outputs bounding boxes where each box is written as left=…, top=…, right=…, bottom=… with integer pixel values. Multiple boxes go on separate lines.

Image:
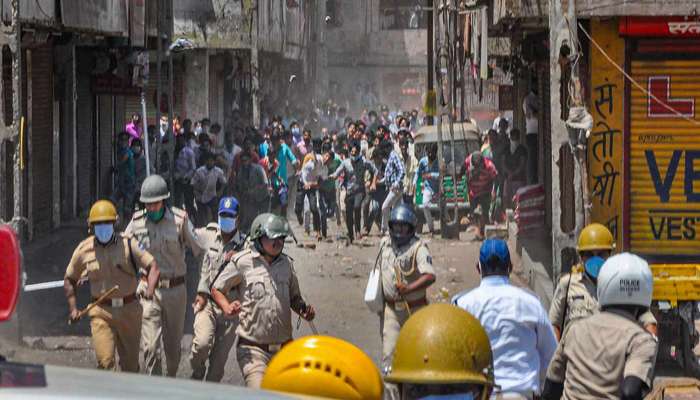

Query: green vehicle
left=413, top=121, right=481, bottom=234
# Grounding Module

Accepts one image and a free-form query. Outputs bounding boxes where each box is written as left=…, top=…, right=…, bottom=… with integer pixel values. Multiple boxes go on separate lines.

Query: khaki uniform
left=125, top=207, right=203, bottom=376
left=213, top=248, right=306, bottom=388
left=189, top=223, right=247, bottom=381
left=379, top=235, right=435, bottom=400
left=547, top=310, right=657, bottom=399
left=65, top=233, right=154, bottom=372
left=549, top=265, right=656, bottom=335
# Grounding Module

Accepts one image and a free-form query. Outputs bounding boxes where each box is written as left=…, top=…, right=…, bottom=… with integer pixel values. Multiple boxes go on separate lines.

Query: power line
left=577, top=21, right=700, bottom=127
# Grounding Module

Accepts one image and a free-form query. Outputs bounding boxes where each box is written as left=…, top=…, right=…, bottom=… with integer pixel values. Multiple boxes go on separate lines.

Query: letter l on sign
left=648, top=76, right=695, bottom=118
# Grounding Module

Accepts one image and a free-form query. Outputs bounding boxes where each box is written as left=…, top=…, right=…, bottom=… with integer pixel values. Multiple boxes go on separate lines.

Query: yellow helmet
left=87, top=200, right=118, bottom=225
left=386, top=304, right=494, bottom=390
left=577, top=223, right=614, bottom=252
left=261, top=335, right=382, bottom=400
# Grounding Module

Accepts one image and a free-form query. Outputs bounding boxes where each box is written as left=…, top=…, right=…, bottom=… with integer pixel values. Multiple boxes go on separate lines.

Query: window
left=380, top=0, right=428, bottom=30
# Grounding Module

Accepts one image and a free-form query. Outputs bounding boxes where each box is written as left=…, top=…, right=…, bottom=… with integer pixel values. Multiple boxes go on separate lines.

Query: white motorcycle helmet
left=597, top=252, right=653, bottom=308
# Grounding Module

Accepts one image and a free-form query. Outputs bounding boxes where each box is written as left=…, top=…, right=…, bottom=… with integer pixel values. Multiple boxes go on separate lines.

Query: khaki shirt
left=380, top=236, right=436, bottom=303
left=125, top=207, right=203, bottom=278
left=213, top=248, right=305, bottom=344
left=65, top=233, right=154, bottom=299
left=549, top=266, right=657, bottom=332
left=547, top=310, right=658, bottom=399
left=195, top=223, right=247, bottom=295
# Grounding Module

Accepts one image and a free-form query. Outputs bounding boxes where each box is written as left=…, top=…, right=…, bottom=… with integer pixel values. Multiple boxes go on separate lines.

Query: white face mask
left=94, top=223, right=114, bottom=244
left=510, top=139, right=518, bottom=153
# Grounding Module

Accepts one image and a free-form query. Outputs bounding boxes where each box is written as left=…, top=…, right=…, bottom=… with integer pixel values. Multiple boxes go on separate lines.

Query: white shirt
left=453, top=275, right=557, bottom=396
left=301, top=154, right=327, bottom=186
left=523, top=92, right=539, bottom=135
left=190, top=166, right=226, bottom=203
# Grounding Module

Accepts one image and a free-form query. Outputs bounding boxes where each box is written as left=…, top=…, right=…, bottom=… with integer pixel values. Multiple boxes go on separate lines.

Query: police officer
left=385, top=304, right=495, bottom=399
left=64, top=200, right=160, bottom=372
left=260, top=335, right=383, bottom=399
left=378, top=204, right=436, bottom=399
left=210, top=213, right=315, bottom=388
left=189, top=196, right=247, bottom=381
left=549, top=223, right=657, bottom=340
left=125, top=174, right=203, bottom=376
left=543, top=253, right=658, bottom=400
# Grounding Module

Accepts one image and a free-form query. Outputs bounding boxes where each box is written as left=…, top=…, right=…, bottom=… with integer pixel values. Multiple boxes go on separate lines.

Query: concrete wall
left=322, top=0, right=427, bottom=114
left=183, top=50, right=209, bottom=121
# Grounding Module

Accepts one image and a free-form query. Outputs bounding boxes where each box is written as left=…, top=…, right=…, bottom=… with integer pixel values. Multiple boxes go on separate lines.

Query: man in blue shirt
left=453, top=239, right=557, bottom=399
left=270, top=132, right=299, bottom=216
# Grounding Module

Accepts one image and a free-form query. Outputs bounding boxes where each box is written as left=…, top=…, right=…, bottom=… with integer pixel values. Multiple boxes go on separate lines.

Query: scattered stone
left=448, top=268, right=457, bottom=273
left=304, top=243, right=317, bottom=250
left=31, top=338, right=46, bottom=350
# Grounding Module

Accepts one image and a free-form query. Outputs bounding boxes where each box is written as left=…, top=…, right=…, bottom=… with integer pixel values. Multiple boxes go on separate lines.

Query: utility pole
left=426, top=0, right=434, bottom=126
left=549, top=0, right=582, bottom=280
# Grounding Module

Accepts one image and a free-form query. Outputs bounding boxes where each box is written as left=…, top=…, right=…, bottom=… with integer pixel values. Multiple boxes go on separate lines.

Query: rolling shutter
left=629, top=58, right=700, bottom=259
left=29, top=46, right=53, bottom=236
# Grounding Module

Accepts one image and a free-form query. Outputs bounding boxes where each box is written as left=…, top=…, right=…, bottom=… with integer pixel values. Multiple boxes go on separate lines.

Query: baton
left=68, top=285, right=119, bottom=325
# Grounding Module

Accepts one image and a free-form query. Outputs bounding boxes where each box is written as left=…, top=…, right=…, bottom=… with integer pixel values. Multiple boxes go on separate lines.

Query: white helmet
left=597, top=253, right=653, bottom=308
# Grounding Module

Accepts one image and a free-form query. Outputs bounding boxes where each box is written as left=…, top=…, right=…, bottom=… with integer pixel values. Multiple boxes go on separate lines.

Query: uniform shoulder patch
left=77, top=237, right=95, bottom=252
left=231, top=249, right=252, bottom=264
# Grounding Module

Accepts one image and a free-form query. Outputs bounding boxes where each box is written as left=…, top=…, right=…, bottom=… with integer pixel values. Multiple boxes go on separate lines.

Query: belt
left=159, top=276, right=185, bottom=288
left=237, top=337, right=291, bottom=353
left=141, top=275, right=186, bottom=289
left=386, top=297, right=427, bottom=311
left=93, top=293, right=137, bottom=308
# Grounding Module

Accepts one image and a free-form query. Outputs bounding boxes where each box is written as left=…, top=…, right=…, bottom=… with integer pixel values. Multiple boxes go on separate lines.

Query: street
left=2, top=219, right=493, bottom=385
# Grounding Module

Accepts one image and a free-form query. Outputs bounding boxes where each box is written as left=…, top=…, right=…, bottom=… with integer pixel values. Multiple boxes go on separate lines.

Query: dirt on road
left=1, top=218, right=489, bottom=384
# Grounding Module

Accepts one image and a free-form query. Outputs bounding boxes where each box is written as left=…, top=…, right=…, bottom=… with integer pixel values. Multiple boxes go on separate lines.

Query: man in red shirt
left=465, top=151, right=498, bottom=240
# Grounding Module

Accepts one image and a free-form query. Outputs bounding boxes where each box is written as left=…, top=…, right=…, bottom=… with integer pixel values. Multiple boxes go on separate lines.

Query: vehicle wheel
left=681, top=302, right=700, bottom=378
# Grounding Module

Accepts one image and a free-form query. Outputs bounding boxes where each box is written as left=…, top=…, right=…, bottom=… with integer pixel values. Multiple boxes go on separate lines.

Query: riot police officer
left=125, top=174, right=203, bottom=376
left=64, top=200, right=160, bottom=372
left=377, top=204, right=436, bottom=398
left=385, top=304, right=496, bottom=399
left=189, top=196, right=247, bottom=381
left=210, top=213, right=315, bottom=388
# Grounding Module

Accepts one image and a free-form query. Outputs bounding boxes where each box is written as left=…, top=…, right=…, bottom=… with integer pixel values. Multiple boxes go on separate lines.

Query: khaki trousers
left=88, top=301, right=142, bottom=372
left=140, top=284, right=187, bottom=376
left=381, top=302, right=425, bottom=400
left=189, top=301, right=238, bottom=382
left=236, top=344, right=275, bottom=389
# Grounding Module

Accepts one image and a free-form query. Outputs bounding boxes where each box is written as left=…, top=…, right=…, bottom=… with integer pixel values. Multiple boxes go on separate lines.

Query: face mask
left=194, top=126, right=202, bottom=135
left=94, top=223, right=114, bottom=245
left=219, top=216, right=237, bottom=233
left=291, top=127, right=300, bottom=136
left=510, top=140, right=518, bottom=153
left=584, top=256, right=605, bottom=280
left=353, top=154, right=362, bottom=162
left=147, top=207, right=165, bottom=222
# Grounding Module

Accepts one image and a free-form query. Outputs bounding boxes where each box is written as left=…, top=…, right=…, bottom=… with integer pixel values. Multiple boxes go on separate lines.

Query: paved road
left=1, top=217, right=485, bottom=385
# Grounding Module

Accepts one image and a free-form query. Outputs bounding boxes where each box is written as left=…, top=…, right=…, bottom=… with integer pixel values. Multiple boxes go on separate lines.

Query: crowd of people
left=64, top=105, right=657, bottom=400
left=112, top=104, right=534, bottom=247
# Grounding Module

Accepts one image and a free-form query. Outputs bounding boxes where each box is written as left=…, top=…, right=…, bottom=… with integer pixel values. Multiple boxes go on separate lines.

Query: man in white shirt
left=191, top=151, right=227, bottom=227
left=453, top=238, right=557, bottom=399
left=299, top=138, right=328, bottom=240
left=523, top=88, right=539, bottom=184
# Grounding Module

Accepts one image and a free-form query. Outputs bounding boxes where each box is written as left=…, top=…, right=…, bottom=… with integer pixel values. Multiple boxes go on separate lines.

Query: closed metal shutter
left=29, top=46, right=53, bottom=236
left=97, top=94, right=113, bottom=197
left=75, top=49, right=95, bottom=215
left=629, top=58, right=700, bottom=259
